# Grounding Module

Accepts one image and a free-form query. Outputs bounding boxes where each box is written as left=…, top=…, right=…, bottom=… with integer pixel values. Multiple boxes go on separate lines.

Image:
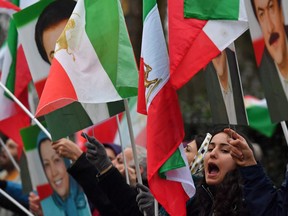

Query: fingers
left=81, top=132, right=102, bottom=146
left=136, top=183, right=149, bottom=192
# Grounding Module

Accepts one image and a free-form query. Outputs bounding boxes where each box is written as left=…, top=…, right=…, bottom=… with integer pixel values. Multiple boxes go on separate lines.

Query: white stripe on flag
left=141, top=6, right=169, bottom=109
left=81, top=103, right=110, bottom=124
left=165, top=145, right=195, bottom=197
left=55, top=0, right=122, bottom=103
left=203, top=20, right=248, bottom=51
left=25, top=150, right=48, bottom=190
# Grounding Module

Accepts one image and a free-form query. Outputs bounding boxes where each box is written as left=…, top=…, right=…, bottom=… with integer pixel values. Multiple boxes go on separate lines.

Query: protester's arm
left=239, top=164, right=286, bottom=216
left=225, top=128, right=286, bottom=216
left=85, top=133, right=142, bottom=216
left=97, top=166, right=142, bottom=216
left=67, top=153, right=121, bottom=216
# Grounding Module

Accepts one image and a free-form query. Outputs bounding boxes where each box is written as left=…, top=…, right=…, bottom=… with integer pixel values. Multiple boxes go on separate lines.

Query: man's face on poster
left=254, top=0, right=287, bottom=65
left=212, top=51, right=227, bottom=77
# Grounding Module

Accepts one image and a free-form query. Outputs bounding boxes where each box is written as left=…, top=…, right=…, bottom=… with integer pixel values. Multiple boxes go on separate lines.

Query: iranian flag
left=184, top=0, right=247, bottom=21
left=34, top=0, right=138, bottom=139
left=0, top=0, right=32, bottom=158
left=244, top=95, right=277, bottom=137
left=0, top=0, right=20, bottom=16
left=169, top=0, right=248, bottom=89
left=138, top=0, right=195, bottom=215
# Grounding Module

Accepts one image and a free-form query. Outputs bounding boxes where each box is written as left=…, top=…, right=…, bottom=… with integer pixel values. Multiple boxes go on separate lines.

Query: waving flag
left=36, top=0, right=138, bottom=139
left=169, top=0, right=248, bottom=89
left=0, top=0, right=32, bottom=158
left=244, top=95, right=277, bottom=137
left=0, top=0, right=20, bottom=16
left=138, top=0, right=195, bottom=215
left=184, top=0, right=247, bottom=20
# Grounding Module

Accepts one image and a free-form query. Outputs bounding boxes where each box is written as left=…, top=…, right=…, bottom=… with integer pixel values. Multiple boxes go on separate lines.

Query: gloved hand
left=136, top=183, right=155, bottom=216
left=82, top=132, right=112, bottom=173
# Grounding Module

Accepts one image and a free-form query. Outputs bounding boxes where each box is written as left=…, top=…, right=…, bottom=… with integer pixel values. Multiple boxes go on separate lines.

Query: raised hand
left=82, top=132, right=112, bottom=174
left=224, top=128, right=257, bottom=167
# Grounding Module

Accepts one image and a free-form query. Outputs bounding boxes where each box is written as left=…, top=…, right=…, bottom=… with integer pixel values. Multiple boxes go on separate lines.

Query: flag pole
left=0, top=137, right=20, bottom=172
left=116, top=114, right=130, bottom=185
left=0, top=81, right=51, bottom=139
left=123, top=99, right=143, bottom=184
left=280, top=121, right=288, bottom=146
left=0, top=188, right=33, bottom=216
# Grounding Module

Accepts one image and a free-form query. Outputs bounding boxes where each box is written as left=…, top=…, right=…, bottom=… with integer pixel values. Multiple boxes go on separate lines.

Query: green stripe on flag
left=143, top=0, right=156, bottom=20
left=159, top=148, right=186, bottom=178
left=247, top=106, right=277, bottom=137
left=85, top=0, right=138, bottom=98
left=20, top=122, right=47, bottom=151
left=13, top=0, right=54, bottom=27
left=5, top=20, right=17, bottom=96
left=44, top=102, right=93, bottom=141
left=184, top=0, right=240, bottom=20
left=107, top=100, right=125, bottom=116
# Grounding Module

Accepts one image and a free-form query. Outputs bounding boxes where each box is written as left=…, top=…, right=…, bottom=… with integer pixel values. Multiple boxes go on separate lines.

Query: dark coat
left=239, top=164, right=288, bottom=216
left=97, top=166, right=143, bottom=216
left=67, top=153, right=121, bottom=216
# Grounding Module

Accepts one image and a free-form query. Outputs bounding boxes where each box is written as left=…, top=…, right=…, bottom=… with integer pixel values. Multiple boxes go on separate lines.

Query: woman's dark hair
left=191, top=134, right=207, bottom=150
left=187, top=125, right=253, bottom=215
left=35, top=0, right=76, bottom=64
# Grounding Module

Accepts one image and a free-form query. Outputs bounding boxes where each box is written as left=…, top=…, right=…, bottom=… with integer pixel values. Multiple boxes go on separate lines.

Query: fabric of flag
left=14, top=0, right=137, bottom=141
left=76, top=96, right=147, bottom=150
left=0, top=0, right=20, bottom=16
left=184, top=0, right=247, bottom=21
left=36, top=0, right=138, bottom=116
left=138, top=0, right=195, bottom=215
left=168, top=0, right=248, bottom=89
left=0, top=0, right=32, bottom=159
left=244, top=95, right=277, bottom=137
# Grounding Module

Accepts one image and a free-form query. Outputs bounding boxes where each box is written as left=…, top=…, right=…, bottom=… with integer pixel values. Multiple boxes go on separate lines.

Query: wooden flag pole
left=0, top=81, right=51, bottom=139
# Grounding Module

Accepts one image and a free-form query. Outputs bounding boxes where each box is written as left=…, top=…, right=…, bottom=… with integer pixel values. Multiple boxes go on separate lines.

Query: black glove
left=82, top=132, right=112, bottom=173
left=136, top=183, right=155, bottom=216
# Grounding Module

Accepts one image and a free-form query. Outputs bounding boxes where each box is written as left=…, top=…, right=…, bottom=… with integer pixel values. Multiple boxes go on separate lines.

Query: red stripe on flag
left=137, top=58, right=147, bottom=115
left=0, top=1, right=20, bottom=12
left=35, top=78, right=46, bottom=98
left=252, top=38, right=265, bottom=67
left=168, top=0, right=220, bottom=89
left=37, top=183, right=53, bottom=201
left=0, top=107, right=30, bottom=159
left=36, top=58, right=78, bottom=117
left=15, top=46, right=32, bottom=98
left=147, top=81, right=186, bottom=215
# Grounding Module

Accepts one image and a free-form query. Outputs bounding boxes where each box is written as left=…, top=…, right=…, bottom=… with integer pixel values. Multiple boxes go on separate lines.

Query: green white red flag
left=169, top=0, right=248, bottom=89
left=184, top=0, right=247, bottom=21
left=138, top=0, right=195, bottom=215
left=244, top=95, right=277, bottom=137
left=36, top=0, right=138, bottom=136
left=0, top=0, right=33, bottom=158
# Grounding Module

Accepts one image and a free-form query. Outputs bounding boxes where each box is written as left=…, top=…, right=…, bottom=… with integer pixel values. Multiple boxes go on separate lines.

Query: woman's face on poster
left=40, top=140, right=70, bottom=200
